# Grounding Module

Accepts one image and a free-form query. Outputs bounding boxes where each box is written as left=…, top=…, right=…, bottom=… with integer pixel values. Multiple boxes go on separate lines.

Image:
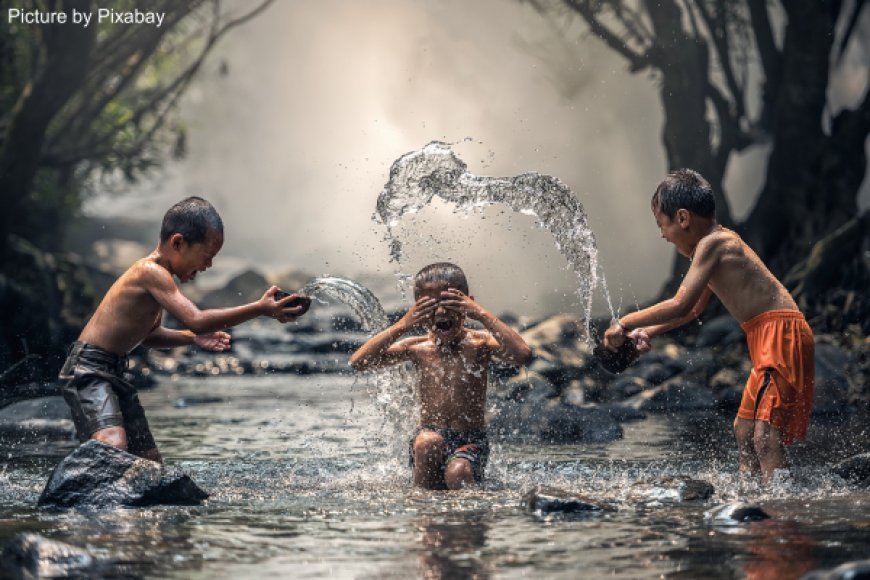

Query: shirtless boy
left=60, top=197, right=308, bottom=462
left=604, top=169, right=814, bottom=483
left=350, top=263, right=532, bottom=490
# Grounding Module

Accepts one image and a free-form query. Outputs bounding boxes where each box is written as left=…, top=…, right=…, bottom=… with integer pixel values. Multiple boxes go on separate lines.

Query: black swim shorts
left=59, top=341, right=156, bottom=455
left=409, top=425, right=490, bottom=486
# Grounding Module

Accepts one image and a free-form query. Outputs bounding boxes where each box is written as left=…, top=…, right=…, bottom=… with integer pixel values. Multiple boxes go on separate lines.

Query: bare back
left=78, top=257, right=165, bottom=355
left=703, top=228, right=798, bottom=323
left=403, top=329, right=495, bottom=431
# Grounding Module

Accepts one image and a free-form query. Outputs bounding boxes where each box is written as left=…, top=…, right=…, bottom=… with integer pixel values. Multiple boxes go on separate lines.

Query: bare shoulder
left=132, top=257, right=174, bottom=289
left=695, top=227, right=741, bottom=260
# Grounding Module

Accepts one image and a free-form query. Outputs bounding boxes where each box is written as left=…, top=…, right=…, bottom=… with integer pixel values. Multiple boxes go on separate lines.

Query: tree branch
left=563, top=0, right=653, bottom=71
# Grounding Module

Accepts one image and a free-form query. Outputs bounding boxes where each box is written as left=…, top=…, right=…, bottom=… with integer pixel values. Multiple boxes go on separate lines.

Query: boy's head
left=651, top=169, right=715, bottom=220
left=414, top=262, right=470, bottom=342
left=651, top=169, right=716, bottom=257
left=159, top=197, right=224, bottom=282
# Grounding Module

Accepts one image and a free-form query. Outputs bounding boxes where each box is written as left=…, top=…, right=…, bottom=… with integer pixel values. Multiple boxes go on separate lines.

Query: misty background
left=84, top=0, right=870, bottom=319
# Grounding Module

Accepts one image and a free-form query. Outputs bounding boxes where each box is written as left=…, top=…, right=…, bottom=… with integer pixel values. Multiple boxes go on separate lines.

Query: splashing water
left=375, top=141, right=615, bottom=337
left=300, top=276, right=417, bottom=453
left=301, top=276, right=390, bottom=333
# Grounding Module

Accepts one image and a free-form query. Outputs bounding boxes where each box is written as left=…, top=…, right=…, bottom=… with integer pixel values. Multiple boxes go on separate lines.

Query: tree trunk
left=0, top=0, right=94, bottom=265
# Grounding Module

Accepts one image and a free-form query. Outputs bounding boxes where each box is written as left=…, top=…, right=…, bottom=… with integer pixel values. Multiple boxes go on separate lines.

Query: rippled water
left=1, top=371, right=868, bottom=579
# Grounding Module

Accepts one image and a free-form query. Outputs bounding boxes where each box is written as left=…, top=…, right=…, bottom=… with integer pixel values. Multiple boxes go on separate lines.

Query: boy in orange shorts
left=604, top=169, right=814, bottom=483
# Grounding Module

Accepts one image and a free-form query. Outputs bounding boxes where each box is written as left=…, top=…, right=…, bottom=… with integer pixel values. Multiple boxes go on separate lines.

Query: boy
left=59, top=197, right=308, bottom=463
left=350, top=262, right=532, bottom=490
left=604, top=169, right=814, bottom=483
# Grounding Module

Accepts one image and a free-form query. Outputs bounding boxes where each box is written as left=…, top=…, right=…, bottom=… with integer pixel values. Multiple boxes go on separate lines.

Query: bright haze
left=87, top=0, right=870, bottom=319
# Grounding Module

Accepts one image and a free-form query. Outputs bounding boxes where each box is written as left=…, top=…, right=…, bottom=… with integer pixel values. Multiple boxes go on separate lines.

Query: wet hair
left=414, top=262, right=469, bottom=297
left=651, top=169, right=715, bottom=219
left=160, top=197, right=223, bottom=244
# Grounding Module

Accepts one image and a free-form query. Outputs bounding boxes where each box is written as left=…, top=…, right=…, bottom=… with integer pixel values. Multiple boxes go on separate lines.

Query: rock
left=494, top=371, right=559, bottom=403
left=696, top=315, right=744, bottom=348
left=621, top=361, right=681, bottom=386
left=199, top=268, right=268, bottom=309
left=0, top=396, right=75, bottom=444
left=489, top=399, right=623, bottom=443
left=521, top=314, right=585, bottom=346
left=831, top=453, right=870, bottom=486
left=630, top=476, right=714, bottom=503
left=606, top=375, right=651, bottom=401
left=813, top=343, right=853, bottom=416
left=1, top=533, right=99, bottom=579
left=597, top=403, right=647, bottom=422
left=174, top=396, right=224, bottom=408
left=704, top=503, right=771, bottom=525
left=624, top=379, right=716, bottom=412
left=38, top=440, right=208, bottom=509
left=802, top=559, right=870, bottom=580
left=523, top=486, right=613, bottom=515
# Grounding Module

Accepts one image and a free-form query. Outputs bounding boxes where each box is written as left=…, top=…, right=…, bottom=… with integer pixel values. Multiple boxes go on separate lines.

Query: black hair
left=414, top=262, right=469, bottom=297
left=160, top=197, right=224, bottom=244
left=651, top=169, right=715, bottom=219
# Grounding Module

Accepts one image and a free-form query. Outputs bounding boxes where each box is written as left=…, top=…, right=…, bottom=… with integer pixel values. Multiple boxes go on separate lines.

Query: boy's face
left=653, top=207, right=692, bottom=257
left=173, top=229, right=224, bottom=283
left=415, top=280, right=466, bottom=342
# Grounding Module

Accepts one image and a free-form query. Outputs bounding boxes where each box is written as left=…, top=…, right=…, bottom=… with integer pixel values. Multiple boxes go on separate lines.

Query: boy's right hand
left=261, top=286, right=308, bottom=323
left=397, top=296, right=438, bottom=331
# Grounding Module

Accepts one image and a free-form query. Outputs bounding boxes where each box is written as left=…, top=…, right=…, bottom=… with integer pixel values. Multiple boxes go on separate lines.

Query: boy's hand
left=438, top=289, right=484, bottom=319
left=398, top=296, right=438, bottom=331
left=260, top=286, right=308, bottom=323
left=603, top=321, right=626, bottom=351
left=195, top=331, right=231, bottom=352
left=629, top=328, right=651, bottom=354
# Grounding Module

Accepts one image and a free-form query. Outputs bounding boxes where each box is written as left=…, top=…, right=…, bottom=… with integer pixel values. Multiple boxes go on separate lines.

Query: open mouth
left=434, top=319, right=454, bottom=332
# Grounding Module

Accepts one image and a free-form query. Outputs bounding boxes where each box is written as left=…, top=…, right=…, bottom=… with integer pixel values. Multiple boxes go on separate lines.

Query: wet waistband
left=68, top=341, right=129, bottom=373
left=740, top=309, right=805, bottom=334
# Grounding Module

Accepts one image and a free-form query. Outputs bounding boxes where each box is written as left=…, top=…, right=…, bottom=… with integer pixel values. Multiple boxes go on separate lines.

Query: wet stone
left=0, top=396, right=75, bottom=445
left=802, top=558, right=870, bottom=580
left=631, top=476, right=715, bottom=503
left=704, top=503, right=771, bottom=525
left=625, top=379, right=716, bottom=412
left=524, top=486, right=612, bottom=516
left=831, top=453, right=870, bottom=486
left=38, top=439, right=208, bottom=509
left=0, top=533, right=100, bottom=579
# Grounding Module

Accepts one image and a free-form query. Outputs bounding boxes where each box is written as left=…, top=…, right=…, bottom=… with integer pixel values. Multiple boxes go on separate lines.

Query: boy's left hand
left=439, top=289, right=484, bottom=319
left=195, top=331, right=231, bottom=352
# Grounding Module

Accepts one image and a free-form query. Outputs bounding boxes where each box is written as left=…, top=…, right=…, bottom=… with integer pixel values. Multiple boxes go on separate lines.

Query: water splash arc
left=375, top=141, right=607, bottom=336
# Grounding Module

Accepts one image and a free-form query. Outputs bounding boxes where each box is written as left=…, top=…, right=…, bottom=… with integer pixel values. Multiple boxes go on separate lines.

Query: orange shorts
left=736, top=310, right=815, bottom=445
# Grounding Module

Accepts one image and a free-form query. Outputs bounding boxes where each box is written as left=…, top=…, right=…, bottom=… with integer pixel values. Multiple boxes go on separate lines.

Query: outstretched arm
left=440, top=289, right=533, bottom=366
left=604, top=235, right=720, bottom=350
left=143, top=262, right=306, bottom=333
left=349, top=296, right=437, bottom=371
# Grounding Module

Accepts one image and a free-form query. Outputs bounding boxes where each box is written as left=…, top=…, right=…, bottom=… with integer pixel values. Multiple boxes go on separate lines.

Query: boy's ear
left=168, top=233, right=186, bottom=250
left=676, top=209, right=691, bottom=228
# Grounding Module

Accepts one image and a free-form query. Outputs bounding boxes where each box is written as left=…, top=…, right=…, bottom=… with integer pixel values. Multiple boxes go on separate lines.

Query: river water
left=1, top=368, right=868, bottom=579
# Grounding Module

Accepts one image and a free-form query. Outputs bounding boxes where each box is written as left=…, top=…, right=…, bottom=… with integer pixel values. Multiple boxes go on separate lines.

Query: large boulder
left=1, top=533, right=100, bottom=579
left=696, top=315, right=744, bottom=348
left=38, top=440, right=208, bottom=509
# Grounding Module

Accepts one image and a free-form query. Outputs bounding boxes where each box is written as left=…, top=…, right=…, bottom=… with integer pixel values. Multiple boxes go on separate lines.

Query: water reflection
left=416, top=511, right=491, bottom=579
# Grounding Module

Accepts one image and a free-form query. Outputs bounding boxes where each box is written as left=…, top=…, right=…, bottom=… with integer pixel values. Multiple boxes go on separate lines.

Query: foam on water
left=375, top=141, right=614, bottom=338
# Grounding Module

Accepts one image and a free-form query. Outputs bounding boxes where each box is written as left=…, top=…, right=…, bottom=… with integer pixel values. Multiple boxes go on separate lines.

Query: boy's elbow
left=514, top=345, right=534, bottom=366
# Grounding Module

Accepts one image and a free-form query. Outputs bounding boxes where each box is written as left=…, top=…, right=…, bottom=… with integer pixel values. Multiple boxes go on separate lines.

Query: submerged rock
left=802, top=559, right=870, bottom=580
left=0, top=533, right=98, bottom=579
left=624, top=379, right=716, bottom=412
left=38, top=439, right=208, bottom=509
left=630, top=476, right=715, bottom=503
left=831, top=453, right=870, bottom=486
left=524, top=486, right=612, bottom=515
left=0, top=396, right=75, bottom=445
left=489, top=399, right=623, bottom=443
left=704, top=503, right=771, bottom=525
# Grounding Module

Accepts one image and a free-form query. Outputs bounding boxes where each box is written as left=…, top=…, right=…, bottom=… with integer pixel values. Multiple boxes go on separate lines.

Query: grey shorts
left=59, top=341, right=156, bottom=455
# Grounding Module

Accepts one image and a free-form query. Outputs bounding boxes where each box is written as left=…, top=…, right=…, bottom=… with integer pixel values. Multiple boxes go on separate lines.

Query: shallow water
left=1, top=372, right=869, bottom=579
